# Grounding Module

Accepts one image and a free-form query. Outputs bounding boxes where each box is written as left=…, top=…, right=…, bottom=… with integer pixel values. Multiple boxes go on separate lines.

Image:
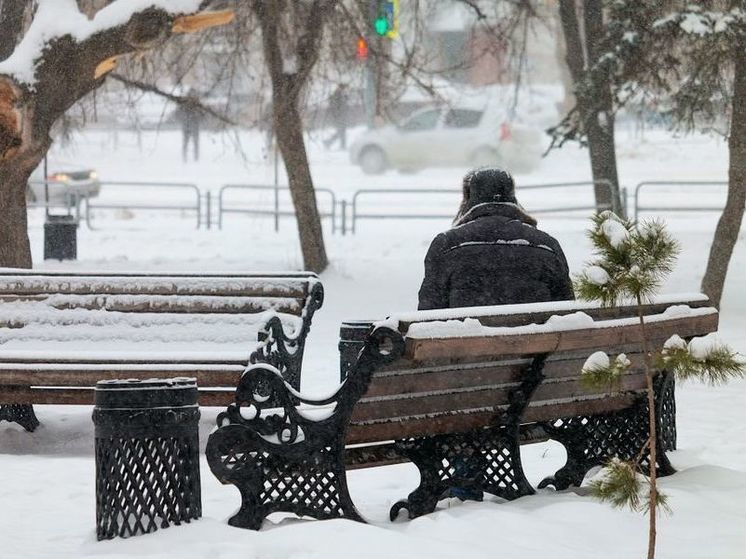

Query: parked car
left=349, top=104, right=543, bottom=175
left=26, top=166, right=101, bottom=204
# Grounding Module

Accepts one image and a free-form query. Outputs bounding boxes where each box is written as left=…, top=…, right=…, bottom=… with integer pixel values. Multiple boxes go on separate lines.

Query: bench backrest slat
left=392, top=295, right=711, bottom=330
left=405, top=311, right=718, bottom=361
left=1, top=386, right=235, bottom=406
left=0, top=366, right=245, bottom=387
left=0, top=273, right=316, bottom=316
left=365, top=348, right=650, bottom=400
left=346, top=393, right=639, bottom=444
left=0, top=294, right=304, bottom=315
left=352, top=367, right=648, bottom=425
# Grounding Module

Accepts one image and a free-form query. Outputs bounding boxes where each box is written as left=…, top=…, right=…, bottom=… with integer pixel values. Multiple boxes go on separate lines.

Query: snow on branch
left=653, top=6, right=746, bottom=37
left=0, top=0, right=205, bottom=86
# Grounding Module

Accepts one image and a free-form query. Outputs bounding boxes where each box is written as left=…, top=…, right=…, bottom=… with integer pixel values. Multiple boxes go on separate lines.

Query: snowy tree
left=552, top=1, right=746, bottom=307
left=575, top=211, right=744, bottom=559
left=0, top=0, right=231, bottom=268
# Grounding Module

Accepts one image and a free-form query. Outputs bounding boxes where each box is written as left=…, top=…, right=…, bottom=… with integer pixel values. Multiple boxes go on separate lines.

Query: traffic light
left=356, top=37, right=369, bottom=60
left=373, top=0, right=398, bottom=38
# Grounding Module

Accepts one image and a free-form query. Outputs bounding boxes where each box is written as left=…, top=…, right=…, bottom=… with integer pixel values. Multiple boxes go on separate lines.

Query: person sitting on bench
left=417, top=166, right=575, bottom=500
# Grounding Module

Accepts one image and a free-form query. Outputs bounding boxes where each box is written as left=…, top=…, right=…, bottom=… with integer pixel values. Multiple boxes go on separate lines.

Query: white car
left=27, top=167, right=101, bottom=204
left=349, top=105, right=543, bottom=175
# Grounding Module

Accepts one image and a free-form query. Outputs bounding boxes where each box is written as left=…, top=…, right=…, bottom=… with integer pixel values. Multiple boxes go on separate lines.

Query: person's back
left=418, top=168, right=574, bottom=310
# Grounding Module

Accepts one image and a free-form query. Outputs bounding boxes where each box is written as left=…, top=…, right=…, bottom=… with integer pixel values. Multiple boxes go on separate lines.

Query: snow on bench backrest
left=372, top=294, right=717, bottom=361
left=0, top=271, right=318, bottom=359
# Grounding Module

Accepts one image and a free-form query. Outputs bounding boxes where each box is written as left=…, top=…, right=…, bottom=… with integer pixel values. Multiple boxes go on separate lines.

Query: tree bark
left=274, top=95, right=328, bottom=273
left=0, top=165, right=33, bottom=268
left=253, top=1, right=329, bottom=273
left=558, top=0, right=622, bottom=214
left=701, top=46, right=746, bottom=307
left=0, top=0, right=29, bottom=61
left=0, top=133, right=47, bottom=267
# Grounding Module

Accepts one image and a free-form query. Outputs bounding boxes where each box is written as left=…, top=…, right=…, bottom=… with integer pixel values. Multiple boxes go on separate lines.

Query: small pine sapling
left=575, top=211, right=744, bottom=559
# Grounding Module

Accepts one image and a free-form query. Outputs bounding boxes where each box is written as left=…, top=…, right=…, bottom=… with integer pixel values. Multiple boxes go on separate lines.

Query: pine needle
left=659, top=345, right=745, bottom=385
left=590, top=459, right=643, bottom=511
left=581, top=354, right=630, bottom=391
left=642, top=485, right=673, bottom=517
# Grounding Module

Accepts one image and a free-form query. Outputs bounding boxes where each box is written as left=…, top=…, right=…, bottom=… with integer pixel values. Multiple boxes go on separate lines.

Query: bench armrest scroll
left=248, top=281, right=325, bottom=390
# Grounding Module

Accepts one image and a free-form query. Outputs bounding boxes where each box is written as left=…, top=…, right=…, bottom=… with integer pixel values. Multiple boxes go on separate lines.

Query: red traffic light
left=356, top=37, right=368, bottom=60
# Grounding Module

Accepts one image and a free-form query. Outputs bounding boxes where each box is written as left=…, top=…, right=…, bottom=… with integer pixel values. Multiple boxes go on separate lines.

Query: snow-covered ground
left=2, top=125, right=745, bottom=558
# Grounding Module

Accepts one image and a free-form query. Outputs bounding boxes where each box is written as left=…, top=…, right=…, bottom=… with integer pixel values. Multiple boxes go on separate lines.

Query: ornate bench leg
left=0, top=404, right=40, bottom=432
left=207, top=426, right=363, bottom=529
left=539, top=390, right=675, bottom=491
left=390, top=426, right=534, bottom=521
left=481, top=425, right=535, bottom=500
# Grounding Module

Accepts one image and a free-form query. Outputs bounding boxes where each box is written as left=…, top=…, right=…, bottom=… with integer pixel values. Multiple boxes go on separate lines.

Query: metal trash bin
left=44, top=214, right=78, bottom=260
left=93, top=378, right=201, bottom=540
left=338, top=320, right=374, bottom=382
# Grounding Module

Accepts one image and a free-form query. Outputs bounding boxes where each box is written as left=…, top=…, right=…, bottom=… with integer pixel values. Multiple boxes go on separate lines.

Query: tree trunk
left=701, top=47, right=746, bottom=307
left=583, top=0, right=621, bottom=215
left=252, top=0, right=329, bottom=273
left=558, top=0, right=622, bottom=215
left=274, top=92, right=328, bottom=273
left=0, top=147, right=45, bottom=268
left=585, top=106, right=620, bottom=213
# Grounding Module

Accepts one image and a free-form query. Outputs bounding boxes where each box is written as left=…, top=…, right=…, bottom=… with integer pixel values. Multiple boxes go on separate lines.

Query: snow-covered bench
left=206, top=294, right=718, bottom=529
left=0, top=270, right=324, bottom=431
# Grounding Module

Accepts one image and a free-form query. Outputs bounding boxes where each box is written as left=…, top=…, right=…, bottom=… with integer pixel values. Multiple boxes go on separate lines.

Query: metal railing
left=84, top=181, right=201, bottom=230
left=348, top=181, right=620, bottom=234
left=633, top=181, right=728, bottom=219
left=217, top=184, right=338, bottom=233
left=35, top=177, right=738, bottom=234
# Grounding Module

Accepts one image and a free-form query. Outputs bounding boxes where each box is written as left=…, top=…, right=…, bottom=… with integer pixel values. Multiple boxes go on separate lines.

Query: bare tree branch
left=293, top=0, right=336, bottom=92
left=455, top=0, right=488, bottom=21
left=109, top=72, right=235, bottom=126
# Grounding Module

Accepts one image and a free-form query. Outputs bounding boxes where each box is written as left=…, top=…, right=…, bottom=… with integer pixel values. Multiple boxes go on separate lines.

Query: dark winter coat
left=417, top=202, right=575, bottom=310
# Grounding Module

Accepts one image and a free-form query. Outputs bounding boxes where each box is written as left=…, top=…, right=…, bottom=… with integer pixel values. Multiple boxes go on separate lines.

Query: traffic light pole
left=365, top=60, right=376, bottom=129
left=364, top=0, right=377, bottom=128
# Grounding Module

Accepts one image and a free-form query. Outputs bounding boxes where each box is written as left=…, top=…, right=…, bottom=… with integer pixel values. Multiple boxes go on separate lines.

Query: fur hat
left=463, top=167, right=517, bottom=206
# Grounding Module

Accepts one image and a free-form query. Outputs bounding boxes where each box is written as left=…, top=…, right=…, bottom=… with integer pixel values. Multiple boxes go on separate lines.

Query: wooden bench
left=206, top=294, right=719, bottom=529
left=0, top=270, right=324, bottom=431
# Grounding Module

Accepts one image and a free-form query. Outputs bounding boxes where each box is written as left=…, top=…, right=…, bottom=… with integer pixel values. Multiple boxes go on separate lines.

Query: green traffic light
left=374, top=17, right=389, bottom=36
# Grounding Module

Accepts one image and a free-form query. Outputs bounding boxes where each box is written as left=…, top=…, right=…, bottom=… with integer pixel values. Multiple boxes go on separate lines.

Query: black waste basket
left=338, top=320, right=374, bottom=382
left=93, top=377, right=202, bottom=540
left=44, top=214, right=78, bottom=260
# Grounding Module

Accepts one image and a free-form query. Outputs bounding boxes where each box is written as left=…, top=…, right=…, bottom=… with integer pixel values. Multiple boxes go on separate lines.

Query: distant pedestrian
left=324, top=85, right=349, bottom=150
left=176, top=89, right=204, bottom=162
